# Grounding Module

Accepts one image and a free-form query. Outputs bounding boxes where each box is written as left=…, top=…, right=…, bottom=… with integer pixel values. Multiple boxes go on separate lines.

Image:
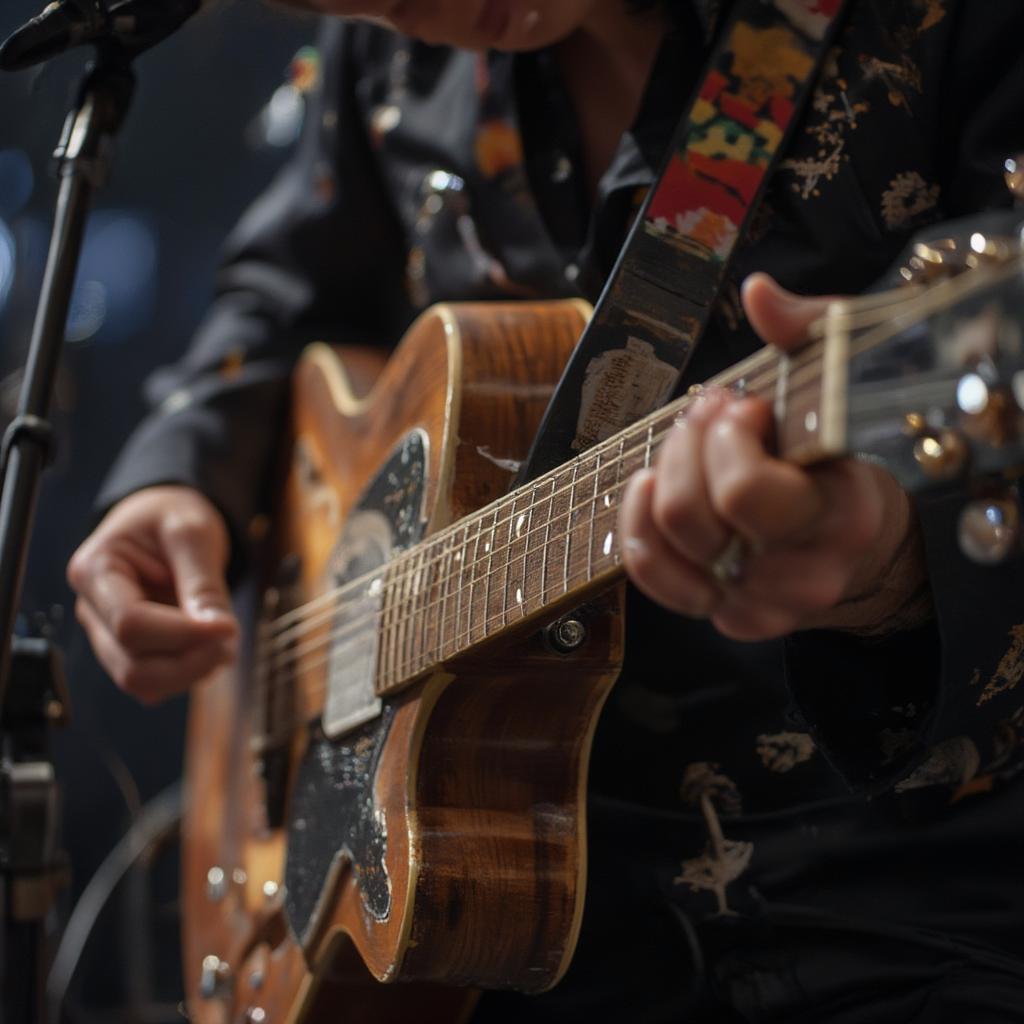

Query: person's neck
left=557, top=2, right=670, bottom=197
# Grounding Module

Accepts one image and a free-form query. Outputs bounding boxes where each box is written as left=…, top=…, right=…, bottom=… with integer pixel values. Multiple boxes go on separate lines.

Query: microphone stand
left=0, top=27, right=139, bottom=1024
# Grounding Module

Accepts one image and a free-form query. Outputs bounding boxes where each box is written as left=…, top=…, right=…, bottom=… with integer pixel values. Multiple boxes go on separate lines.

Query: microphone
left=0, top=0, right=204, bottom=72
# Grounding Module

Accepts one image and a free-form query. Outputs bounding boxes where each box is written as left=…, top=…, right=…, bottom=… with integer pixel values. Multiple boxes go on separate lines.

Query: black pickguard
left=283, top=429, right=427, bottom=948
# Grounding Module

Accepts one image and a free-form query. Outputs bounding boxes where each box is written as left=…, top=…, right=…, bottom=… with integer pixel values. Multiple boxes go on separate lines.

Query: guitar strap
left=519, top=0, right=852, bottom=482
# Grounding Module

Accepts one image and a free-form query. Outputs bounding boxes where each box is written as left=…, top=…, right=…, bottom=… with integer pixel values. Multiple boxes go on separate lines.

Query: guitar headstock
left=825, top=225, right=1024, bottom=561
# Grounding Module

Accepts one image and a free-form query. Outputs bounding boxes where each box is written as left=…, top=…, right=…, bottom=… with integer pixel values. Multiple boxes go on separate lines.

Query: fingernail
left=188, top=602, right=233, bottom=624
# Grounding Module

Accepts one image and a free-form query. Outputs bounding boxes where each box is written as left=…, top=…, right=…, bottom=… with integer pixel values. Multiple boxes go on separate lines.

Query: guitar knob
left=199, top=954, right=233, bottom=1001
left=958, top=494, right=1021, bottom=564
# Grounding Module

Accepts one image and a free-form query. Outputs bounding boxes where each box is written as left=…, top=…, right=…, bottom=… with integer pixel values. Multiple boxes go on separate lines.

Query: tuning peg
left=913, top=429, right=969, bottom=481
left=957, top=493, right=1021, bottom=564
left=1006, top=155, right=1024, bottom=206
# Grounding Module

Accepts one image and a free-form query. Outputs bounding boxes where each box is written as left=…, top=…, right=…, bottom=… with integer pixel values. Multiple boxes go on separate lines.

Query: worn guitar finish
left=182, top=243, right=1024, bottom=1023
left=182, top=300, right=624, bottom=1023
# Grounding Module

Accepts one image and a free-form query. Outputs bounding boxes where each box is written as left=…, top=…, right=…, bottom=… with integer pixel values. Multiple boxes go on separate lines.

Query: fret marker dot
left=484, top=542, right=491, bottom=553
left=603, top=494, right=613, bottom=508
left=516, top=514, right=526, bottom=537
left=603, top=531, right=614, bottom=556
left=515, top=586, right=523, bottom=604
left=804, top=411, right=818, bottom=433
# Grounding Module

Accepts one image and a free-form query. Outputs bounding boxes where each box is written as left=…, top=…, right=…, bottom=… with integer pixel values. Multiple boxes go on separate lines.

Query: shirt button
left=564, top=262, right=580, bottom=283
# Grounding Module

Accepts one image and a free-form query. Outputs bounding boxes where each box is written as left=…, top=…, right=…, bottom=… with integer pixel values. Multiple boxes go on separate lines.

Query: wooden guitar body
left=182, top=301, right=626, bottom=1023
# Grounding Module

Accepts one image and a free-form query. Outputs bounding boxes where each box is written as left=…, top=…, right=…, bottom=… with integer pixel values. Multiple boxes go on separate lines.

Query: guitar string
left=249, top=264, right=1023, bottom=737
left=257, top=366, right=828, bottom=667
left=250, top=333, right=853, bottom=697
left=255, top=261, right=1012, bottom=643
left=252, top=497, right=632, bottom=742
left=258, top=487, right=627, bottom=679
left=259, top=341, right=825, bottom=649
left=249, top=356, right=836, bottom=721
left=258, top=343, right=786, bottom=639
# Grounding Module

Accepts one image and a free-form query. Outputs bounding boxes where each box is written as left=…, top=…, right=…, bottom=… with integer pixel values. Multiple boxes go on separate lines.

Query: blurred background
left=0, top=2, right=316, bottom=1018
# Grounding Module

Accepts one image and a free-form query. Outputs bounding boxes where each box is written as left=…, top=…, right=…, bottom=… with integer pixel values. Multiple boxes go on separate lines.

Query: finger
left=704, top=399, right=825, bottom=546
left=620, top=469, right=720, bottom=618
left=736, top=545, right=849, bottom=613
left=159, top=514, right=237, bottom=628
left=710, top=594, right=802, bottom=642
left=651, top=394, right=733, bottom=566
left=741, top=273, right=834, bottom=351
left=77, top=598, right=234, bottom=704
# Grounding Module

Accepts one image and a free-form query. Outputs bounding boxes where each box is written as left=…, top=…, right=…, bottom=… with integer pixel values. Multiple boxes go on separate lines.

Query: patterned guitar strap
left=519, top=0, right=851, bottom=481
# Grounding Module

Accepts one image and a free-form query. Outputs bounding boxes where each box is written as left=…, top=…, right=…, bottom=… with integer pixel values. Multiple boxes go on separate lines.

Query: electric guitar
left=181, top=233, right=1024, bottom=1023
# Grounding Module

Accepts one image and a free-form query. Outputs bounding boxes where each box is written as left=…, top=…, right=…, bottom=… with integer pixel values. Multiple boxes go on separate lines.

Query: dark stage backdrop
left=0, top=2, right=315, bottom=1018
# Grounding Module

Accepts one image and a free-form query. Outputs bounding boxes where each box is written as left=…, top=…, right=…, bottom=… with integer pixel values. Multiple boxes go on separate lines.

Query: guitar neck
left=374, top=324, right=845, bottom=697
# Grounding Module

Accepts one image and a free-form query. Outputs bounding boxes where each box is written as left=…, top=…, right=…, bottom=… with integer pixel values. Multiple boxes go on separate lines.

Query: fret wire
left=396, top=546, right=412, bottom=681
left=587, top=449, right=600, bottom=580
left=484, top=508, right=497, bottom=642
left=613, top=436, right=625, bottom=564
left=564, top=460, right=579, bottom=595
left=523, top=482, right=535, bottom=613
left=503, top=494, right=516, bottom=627
left=439, top=532, right=454, bottom=660
left=415, top=545, right=429, bottom=676
left=542, top=476, right=555, bottom=605
left=408, top=548, right=421, bottom=678
left=453, top=524, right=465, bottom=660
left=465, top=514, right=483, bottom=647
left=380, top=564, right=394, bottom=687
left=422, top=537, right=437, bottom=669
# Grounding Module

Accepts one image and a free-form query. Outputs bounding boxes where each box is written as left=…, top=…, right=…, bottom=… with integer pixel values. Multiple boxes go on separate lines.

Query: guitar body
left=182, top=301, right=626, bottom=1023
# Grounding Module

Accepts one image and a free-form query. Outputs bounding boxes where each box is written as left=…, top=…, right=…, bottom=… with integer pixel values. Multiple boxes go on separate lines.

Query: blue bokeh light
left=0, top=149, right=35, bottom=219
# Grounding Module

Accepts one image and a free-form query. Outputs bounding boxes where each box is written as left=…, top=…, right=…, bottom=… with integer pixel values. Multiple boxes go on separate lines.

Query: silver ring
left=709, top=533, right=749, bottom=586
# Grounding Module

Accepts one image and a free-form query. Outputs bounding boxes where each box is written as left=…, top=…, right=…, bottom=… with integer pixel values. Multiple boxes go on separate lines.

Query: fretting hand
left=618, top=273, right=932, bottom=641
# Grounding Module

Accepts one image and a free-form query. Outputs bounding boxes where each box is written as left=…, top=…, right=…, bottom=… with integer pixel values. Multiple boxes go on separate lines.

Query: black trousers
left=473, top=783, right=1024, bottom=1023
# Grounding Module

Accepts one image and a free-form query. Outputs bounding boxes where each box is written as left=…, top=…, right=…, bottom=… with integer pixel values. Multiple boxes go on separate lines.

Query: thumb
left=160, top=514, right=236, bottom=629
left=741, top=272, right=835, bottom=351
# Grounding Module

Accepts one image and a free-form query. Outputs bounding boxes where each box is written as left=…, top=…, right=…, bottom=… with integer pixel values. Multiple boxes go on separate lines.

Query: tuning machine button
left=1006, top=155, right=1024, bottom=205
left=199, top=955, right=233, bottom=1001
left=958, top=494, right=1021, bottom=564
left=913, top=429, right=969, bottom=481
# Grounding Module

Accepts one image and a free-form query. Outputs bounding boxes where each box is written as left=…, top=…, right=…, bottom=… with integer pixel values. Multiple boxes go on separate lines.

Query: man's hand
left=619, top=273, right=930, bottom=641
left=67, top=486, right=239, bottom=704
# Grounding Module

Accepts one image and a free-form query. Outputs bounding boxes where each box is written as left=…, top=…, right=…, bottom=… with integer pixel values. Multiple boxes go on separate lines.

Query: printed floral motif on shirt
left=779, top=0, right=947, bottom=202
left=974, top=623, right=1024, bottom=707
left=780, top=46, right=868, bottom=200
left=880, top=170, right=940, bottom=229
left=675, top=763, right=752, bottom=915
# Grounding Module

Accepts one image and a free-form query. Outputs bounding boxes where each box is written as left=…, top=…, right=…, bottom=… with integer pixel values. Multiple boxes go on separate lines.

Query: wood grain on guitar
left=182, top=242, right=1024, bottom=1023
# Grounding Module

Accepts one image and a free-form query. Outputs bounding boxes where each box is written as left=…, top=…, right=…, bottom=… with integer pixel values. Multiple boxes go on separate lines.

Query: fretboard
left=374, top=328, right=843, bottom=698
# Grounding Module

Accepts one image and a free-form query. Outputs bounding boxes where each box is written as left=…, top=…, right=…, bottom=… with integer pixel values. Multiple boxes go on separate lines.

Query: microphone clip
left=1, top=0, right=201, bottom=73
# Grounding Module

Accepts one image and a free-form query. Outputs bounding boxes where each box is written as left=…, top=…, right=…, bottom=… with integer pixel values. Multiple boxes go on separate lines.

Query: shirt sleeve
left=783, top=0, right=1024, bottom=801
left=95, top=19, right=413, bottom=577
